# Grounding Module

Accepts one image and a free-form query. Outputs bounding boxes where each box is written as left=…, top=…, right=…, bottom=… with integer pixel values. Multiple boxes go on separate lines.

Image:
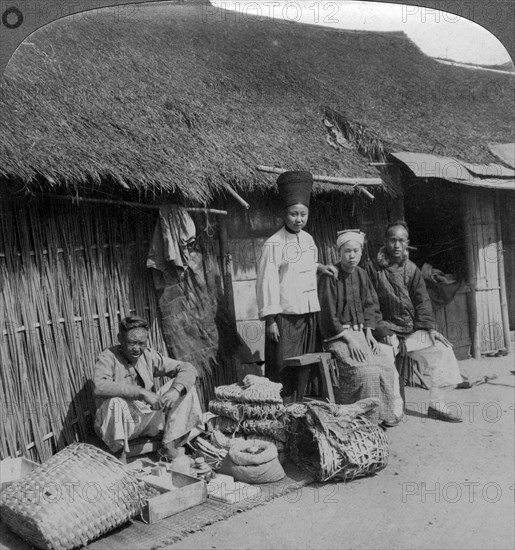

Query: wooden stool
left=283, top=352, right=338, bottom=403
left=126, top=436, right=161, bottom=458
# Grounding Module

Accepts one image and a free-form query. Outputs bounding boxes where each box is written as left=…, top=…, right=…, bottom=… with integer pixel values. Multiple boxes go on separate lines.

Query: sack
left=219, top=440, right=285, bottom=484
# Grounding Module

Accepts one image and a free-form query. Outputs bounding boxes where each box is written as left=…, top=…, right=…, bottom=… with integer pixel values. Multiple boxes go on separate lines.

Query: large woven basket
left=288, top=402, right=389, bottom=482
left=0, top=443, right=156, bottom=550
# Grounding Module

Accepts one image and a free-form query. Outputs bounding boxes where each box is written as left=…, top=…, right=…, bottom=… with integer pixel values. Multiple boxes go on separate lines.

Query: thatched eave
left=1, top=1, right=513, bottom=202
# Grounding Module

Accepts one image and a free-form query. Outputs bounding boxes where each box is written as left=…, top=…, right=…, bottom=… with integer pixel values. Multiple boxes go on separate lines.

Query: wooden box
left=0, top=457, right=39, bottom=491
left=139, top=470, right=207, bottom=523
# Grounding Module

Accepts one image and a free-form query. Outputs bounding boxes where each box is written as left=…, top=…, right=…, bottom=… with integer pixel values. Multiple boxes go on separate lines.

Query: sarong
left=264, top=313, right=317, bottom=397
left=94, top=381, right=203, bottom=453
left=324, top=330, right=402, bottom=425
left=388, top=331, right=463, bottom=388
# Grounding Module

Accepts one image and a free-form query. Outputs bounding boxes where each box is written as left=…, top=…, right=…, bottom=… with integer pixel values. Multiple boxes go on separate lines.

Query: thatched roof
left=1, top=0, right=513, bottom=203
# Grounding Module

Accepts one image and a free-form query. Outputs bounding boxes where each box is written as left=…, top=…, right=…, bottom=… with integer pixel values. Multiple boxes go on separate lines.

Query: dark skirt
left=264, top=313, right=317, bottom=396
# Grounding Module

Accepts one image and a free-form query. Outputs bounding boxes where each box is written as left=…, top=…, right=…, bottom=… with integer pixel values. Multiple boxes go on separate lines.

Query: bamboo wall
left=500, top=192, right=515, bottom=330
left=0, top=197, right=230, bottom=462
left=464, top=189, right=505, bottom=354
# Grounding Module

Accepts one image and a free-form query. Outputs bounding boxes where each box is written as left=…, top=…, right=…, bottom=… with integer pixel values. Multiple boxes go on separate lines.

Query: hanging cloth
left=147, top=205, right=196, bottom=276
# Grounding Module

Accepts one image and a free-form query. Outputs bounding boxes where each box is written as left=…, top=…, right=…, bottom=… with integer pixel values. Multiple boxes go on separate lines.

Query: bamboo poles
left=0, top=198, right=178, bottom=461
left=464, top=191, right=481, bottom=358
left=495, top=193, right=511, bottom=352
left=37, top=194, right=229, bottom=215
left=463, top=189, right=506, bottom=356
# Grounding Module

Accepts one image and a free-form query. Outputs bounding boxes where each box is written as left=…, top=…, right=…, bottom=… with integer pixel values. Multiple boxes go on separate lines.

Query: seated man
left=366, top=221, right=463, bottom=423
left=93, top=315, right=203, bottom=459
left=318, top=229, right=403, bottom=427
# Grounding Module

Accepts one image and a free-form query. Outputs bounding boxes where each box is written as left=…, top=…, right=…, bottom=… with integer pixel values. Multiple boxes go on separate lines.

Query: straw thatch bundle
left=241, top=420, right=288, bottom=443
left=214, top=377, right=282, bottom=404
left=207, top=377, right=288, bottom=460
left=206, top=415, right=288, bottom=443
left=287, top=399, right=389, bottom=482
left=208, top=399, right=285, bottom=421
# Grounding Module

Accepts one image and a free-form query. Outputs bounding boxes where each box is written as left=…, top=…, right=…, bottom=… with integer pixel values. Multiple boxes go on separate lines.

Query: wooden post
left=217, top=213, right=240, bottom=380
left=463, top=192, right=481, bottom=358
left=495, top=193, right=511, bottom=352
left=218, top=215, right=236, bottom=321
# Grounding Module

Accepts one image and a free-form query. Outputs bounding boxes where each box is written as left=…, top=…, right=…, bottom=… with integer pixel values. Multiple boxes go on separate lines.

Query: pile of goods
left=286, top=398, right=389, bottom=482
left=0, top=443, right=159, bottom=550
left=190, top=375, right=289, bottom=471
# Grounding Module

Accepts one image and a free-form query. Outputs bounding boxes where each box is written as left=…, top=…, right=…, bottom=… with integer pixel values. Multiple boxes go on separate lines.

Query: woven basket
left=0, top=443, right=157, bottom=550
left=288, top=408, right=389, bottom=482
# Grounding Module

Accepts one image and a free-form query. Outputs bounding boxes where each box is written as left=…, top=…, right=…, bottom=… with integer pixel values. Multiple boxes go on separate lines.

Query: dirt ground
left=1, top=351, right=513, bottom=550
left=162, top=352, right=515, bottom=550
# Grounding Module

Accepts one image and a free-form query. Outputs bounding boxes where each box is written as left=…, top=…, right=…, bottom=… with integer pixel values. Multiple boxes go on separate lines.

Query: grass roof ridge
left=0, top=1, right=512, bottom=200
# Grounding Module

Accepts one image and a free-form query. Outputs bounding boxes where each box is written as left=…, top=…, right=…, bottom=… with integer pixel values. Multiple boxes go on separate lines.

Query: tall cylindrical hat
left=277, top=171, right=313, bottom=209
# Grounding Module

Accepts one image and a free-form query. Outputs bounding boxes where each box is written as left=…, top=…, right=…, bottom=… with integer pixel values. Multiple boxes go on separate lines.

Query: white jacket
left=256, top=227, right=320, bottom=319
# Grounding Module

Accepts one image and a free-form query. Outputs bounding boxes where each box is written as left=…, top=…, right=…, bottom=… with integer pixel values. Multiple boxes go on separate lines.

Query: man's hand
left=317, top=264, right=338, bottom=278
left=161, top=387, right=181, bottom=411
left=140, top=389, right=163, bottom=411
left=429, top=329, right=453, bottom=348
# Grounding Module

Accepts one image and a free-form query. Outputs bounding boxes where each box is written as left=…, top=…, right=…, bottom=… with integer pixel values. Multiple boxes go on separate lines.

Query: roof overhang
left=391, top=152, right=515, bottom=191
left=488, top=143, right=515, bottom=169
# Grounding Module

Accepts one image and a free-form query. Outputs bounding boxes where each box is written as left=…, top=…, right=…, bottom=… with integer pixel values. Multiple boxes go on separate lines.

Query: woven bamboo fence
left=464, top=189, right=505, bottom=353
left=309, top=193, right=393, bottom=266
left=0, top=197, right=231, bottom=463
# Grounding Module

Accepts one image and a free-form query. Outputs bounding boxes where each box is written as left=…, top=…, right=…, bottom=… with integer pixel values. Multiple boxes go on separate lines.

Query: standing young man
left=366, top=221, right=463, bottom=423
left=256, top=170, right=336, bottom=398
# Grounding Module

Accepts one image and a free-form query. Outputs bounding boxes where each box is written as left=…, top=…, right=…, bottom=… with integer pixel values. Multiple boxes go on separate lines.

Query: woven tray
left=0, top=443, right=157, bottom=550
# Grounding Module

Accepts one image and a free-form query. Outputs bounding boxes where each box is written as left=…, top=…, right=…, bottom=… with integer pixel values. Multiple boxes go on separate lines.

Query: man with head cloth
left=256, top=170, right=336, bottom=399
left=366, top=221, right=463, bottom=422
left=318, top=229, right=403, bottom=426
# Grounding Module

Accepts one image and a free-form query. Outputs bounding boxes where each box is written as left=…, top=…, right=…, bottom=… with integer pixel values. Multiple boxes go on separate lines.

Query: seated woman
left=317, top=230, right=403, bottom=427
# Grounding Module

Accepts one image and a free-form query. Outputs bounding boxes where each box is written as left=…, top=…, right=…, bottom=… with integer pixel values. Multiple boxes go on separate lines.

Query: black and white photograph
left=0, top=1, right=514, bottom=549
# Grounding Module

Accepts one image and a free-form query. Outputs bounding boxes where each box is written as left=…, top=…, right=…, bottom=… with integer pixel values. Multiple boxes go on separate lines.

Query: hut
left=387, top=150, right=515, bottom=358
left=0, top=0, right=513, bottom=462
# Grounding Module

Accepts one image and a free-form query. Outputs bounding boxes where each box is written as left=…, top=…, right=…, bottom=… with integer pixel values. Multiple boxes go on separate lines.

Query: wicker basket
left=288, top=402, right=389, bottom=482
left=0, top=443, right=157, bottom=550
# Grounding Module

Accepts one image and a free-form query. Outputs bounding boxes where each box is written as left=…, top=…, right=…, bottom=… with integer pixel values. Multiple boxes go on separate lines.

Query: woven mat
left=88, top=462, right=312, bottom=549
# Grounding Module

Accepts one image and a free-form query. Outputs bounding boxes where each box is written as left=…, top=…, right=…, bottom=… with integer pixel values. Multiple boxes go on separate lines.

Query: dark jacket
left=318, top=265, right=381, bottom=340
left=366, top=247, right=435, bottom=334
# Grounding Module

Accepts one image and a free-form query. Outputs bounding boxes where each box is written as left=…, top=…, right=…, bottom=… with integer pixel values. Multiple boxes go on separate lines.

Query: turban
left=336, top=229, right=365, bottom=249
left=277, top=171, right=313, bottom=209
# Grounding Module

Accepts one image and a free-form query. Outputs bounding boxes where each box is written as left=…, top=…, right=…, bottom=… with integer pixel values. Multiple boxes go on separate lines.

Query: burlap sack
left=219, top=439, right=285, bottom=484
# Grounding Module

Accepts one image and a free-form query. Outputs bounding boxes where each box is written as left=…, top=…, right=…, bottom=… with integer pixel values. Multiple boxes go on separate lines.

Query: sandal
left=486, top=349, right=508, bottom=357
